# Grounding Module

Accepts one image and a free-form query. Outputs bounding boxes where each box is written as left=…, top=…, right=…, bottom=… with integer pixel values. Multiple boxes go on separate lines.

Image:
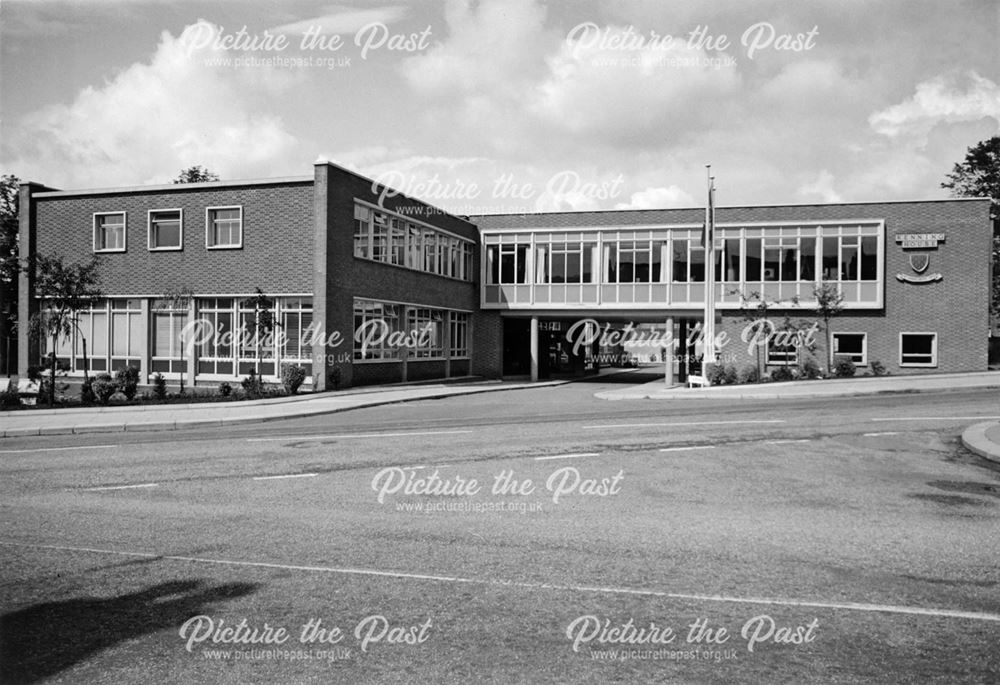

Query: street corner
left=961, top=421, right=1000, bottom=464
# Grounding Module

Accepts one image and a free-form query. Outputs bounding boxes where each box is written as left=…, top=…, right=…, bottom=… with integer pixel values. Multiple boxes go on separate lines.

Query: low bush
left=722, top=364, right=739, bottom=385
left=738, top=365, right=759, bottom=384
left=705, top=363, right=727, bottom=386
left=0, top=388, right=20, bottom=409
left=152, top=373, right=168, bottom=400
left=770, top=366, right=794, bottom=383
left=869, top=359, right=887, bottom=376
left=833, top=356, right=857, bottom=378
left=91, top=373, right=118, bottom=405
left=799, top=353, right=822, bottom=380
left=80, top=377, right=96, bottom=404
left=218, top=381, right=233, bottom=397
left=115, top=366, right=140, bottom=400
left=281, top=364, right=307, bottom=395
left=242, top=372, right=264, bottom=399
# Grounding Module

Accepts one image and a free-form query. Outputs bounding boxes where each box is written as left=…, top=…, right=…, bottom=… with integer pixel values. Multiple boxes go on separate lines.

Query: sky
left=1, top=0, right=998, bottom=215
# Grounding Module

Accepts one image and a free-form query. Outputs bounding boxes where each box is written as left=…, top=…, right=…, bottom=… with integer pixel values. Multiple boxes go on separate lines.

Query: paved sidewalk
left=961, top=421, right=1000, bottom=464
left=0, top=380, right=567, bottom=438
left=595, top=370, right=1000, bottom=401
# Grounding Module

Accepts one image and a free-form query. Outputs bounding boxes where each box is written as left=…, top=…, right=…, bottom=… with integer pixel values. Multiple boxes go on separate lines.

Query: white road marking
left=252, top=473, right=318, bottom=481
left=871, top=416, right=1000, bottom=422
left=534, top=452, right=600, bottom=461
left=765, top=439, right=812, bottom=444
left=659, top=446, right=716, bottom=453
left=864, top=432, right=900, bottom=437
left=583, top=420, right=785, bottom=429
left=82, top=483, right=158, bottom=491
left=0, top=445, right=115, bottom=455
left=247, top=430, right=472, bottom=442
left=4, top=541, right=999, bottom=624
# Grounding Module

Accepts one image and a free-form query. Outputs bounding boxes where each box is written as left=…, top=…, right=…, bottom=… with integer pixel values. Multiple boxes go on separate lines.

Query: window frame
left=899, top=332, right=937, bottom=368
left=205, top=205, right=243, bottom=250
left=93, top=212, right=127, bottom=253
left=832, top=331, right=868, bottom=366
left=147, top=208, right=184, bottom=251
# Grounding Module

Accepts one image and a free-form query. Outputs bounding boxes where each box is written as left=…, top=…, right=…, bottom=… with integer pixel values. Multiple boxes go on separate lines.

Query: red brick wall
left=33, top=182, right=315, bottom=295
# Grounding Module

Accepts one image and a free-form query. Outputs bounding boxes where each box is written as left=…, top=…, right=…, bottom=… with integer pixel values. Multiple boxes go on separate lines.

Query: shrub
left=770, top=366, right=794, bottom=383
left=869, top=360, right=887, bottom=376
left=115, top=366, right=140, bottom=400
left=218, top=381, right=233, bottom=397
left=80, top=377, right=96, bottom=404
left=152, top=373, right=167, bottom=400
left=833, top=356, right=857, bottom=378
left=281, top=364, right=307, bottom=395
left=0, top=388, right=20, bottom=409
left=723, top=364, right=739, bottom=385
left=242, top=372, right=264, bottom=399
left=705, top=363, right=727, bottom=386
left=799, top=353, right=822, bottom=380
left=738, top=365, right=759, bottom=384
left=91, top=373, right=118, bottom=405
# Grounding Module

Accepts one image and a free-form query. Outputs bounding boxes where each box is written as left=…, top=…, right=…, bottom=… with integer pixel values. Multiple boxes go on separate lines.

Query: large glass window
left=94, top=213, right=126, bottom=252
left=745, top=238, right=762, bottom=281
left=408, top=308, right=444, bottom=358
left=449, top=312, right=470, bottom=357
left=151, top=299, right=188, bottom=374
left=354, top=300, right=402, bottom=360
left=499, top=244, right=528, bottom=284
left=149, top=210, right=182, bottom=250
left=280, top=298, right=313, bottom=375
left=197, top=298, right=234, bottom=376
left=354, top=205, right=371, bottom=258
left=237, top=296, right=276, bottom=376
left=723, top=237, right=741, bottom=281
left=207, top=207, right=242, bottom=248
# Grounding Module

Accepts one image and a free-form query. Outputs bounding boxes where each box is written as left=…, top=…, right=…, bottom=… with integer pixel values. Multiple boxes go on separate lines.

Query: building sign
left=539, top=321, right=561, bottom=332
left=895, top=233, right=945, bottom=249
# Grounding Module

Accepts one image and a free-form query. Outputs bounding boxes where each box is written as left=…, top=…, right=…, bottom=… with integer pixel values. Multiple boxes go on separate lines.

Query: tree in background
left=174, top=166, right=220, bottom=184
left=942, top=136, right=1000, bottom=325
left=27, top=254, right=102, bottom=404
left=0, top=175, right=18, bottom=376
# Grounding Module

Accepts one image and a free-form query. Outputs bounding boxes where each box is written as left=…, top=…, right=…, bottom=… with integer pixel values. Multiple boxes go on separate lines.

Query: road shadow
left=0, top=578, right=258, bottom=684
left=568, top=369, right=667, bottom=384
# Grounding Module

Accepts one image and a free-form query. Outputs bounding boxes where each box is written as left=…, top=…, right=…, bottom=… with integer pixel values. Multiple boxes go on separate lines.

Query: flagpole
left=703, top=166, right=717, bottom=367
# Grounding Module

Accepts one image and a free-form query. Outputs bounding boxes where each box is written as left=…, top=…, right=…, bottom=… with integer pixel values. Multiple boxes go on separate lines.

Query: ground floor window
left=900, top=332, right=937, bottom=367
left=833, top=332, right=867, bottom=365
left=407, top=308, right=444, bottom=358
left=449, top=312, right=470, bottom=357
left=354, top=300, right=402, bottom=360
left=766, top=338, right=798, bottom=366
left=151, top=300, right=189, bottom=374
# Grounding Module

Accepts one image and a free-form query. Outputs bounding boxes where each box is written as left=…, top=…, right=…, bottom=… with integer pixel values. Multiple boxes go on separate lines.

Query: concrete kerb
left=961, top=422, right=1000, bottom=464
left=0, top=380, right=569, bottom=438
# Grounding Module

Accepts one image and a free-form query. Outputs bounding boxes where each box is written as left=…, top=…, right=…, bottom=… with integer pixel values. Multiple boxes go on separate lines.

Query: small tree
left=242, top=288, right=276, bottom=385
left=174, top=166, right=220, bottom=184
left=732, top=290, right=799, bottom=383
left=813, top=282, right=845, bottom=375
left=160, top=288, right=194, bottom=394
left=26, top=254, right=102, bottom=404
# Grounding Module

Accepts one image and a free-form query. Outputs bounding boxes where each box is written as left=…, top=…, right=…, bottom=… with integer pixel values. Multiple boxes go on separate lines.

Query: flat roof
left=31, top=176, right=315, bottom=198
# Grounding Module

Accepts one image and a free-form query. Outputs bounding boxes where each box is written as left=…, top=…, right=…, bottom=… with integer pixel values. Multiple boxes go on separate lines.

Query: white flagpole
left=703, top=166, right=717, bottom=367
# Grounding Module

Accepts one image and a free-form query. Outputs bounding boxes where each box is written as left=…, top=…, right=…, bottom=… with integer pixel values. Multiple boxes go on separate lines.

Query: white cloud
left=868, top=70, right=1000, bottom=141
left=615, top=185, right=695, bottom=209
left=270, top=5, right=409, bottom=37
left=3, top=20, right=302, bottom=187
left=797, top=170, right=841, bottom=203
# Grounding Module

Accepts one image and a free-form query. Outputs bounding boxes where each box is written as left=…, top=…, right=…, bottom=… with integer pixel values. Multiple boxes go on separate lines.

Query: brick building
left=16, top=163, right=993, bottom=389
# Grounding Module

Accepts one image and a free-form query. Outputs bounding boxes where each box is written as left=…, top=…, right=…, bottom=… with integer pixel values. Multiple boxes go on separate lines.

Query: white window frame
left=899, top=332, right=938, bottom=368
left=93, top=212, right=127, bottom=253
left=148, top=208, right=184, bottom=251
left=832, top=332, right=868, bottom=366
left=205, top=205, right=243, bottom=249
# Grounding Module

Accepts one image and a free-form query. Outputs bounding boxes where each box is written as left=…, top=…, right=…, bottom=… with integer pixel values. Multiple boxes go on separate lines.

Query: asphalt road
left=1, top=383, right=999, bottom=684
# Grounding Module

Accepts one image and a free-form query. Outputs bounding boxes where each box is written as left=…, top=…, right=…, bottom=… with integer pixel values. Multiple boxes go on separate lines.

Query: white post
left=665, top=316, right=674, bottom=386
left=530, top=316, right=539, bottom=382
left=703, top=168, right=717, bottom=366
